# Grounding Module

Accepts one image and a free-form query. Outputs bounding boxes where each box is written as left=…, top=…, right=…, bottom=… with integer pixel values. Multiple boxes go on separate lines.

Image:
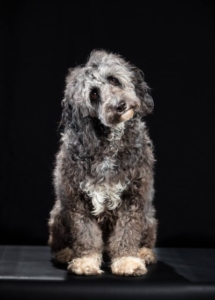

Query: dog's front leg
left=109, top=206, right=147, bottom=276
left=67, top=212, right=103, bottom=275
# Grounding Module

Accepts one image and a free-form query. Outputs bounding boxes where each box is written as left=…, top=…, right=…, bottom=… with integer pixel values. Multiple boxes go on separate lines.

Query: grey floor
left=0, top=246, right=214, bottom=282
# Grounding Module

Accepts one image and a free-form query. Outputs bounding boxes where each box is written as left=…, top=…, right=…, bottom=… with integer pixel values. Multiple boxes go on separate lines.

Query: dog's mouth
left=119, top=109, right=134, bottom=122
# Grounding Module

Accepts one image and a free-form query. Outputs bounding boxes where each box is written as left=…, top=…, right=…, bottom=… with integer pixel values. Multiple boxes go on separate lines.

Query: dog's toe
left=111, top=256, right=147, bottom=276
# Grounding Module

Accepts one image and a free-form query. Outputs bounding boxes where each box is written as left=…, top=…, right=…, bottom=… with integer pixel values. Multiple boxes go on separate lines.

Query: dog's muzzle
left=115, top=101, right=134, bottom=122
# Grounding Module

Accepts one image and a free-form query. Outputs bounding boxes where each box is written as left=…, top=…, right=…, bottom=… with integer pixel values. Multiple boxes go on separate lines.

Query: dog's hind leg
left=54, top=247, right=74, bottom=264
left=138, top=247, right=157, bottom=264
left=139, top=218, right=157, bottom=264
left=48, top=199, right=73, bottom=263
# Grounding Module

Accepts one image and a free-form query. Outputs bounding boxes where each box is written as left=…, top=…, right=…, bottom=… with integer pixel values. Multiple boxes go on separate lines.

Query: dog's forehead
left=83, top=62, right=134, bottom=88
left=85, top=67, right=106, bottom=85
left=84, top=51, right=133, bottom=84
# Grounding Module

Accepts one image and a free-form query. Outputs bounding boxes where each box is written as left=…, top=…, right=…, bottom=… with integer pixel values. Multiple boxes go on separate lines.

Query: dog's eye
left=108, top=76, right=120, bottom=86
left=90, top=88, right=99, bottom=100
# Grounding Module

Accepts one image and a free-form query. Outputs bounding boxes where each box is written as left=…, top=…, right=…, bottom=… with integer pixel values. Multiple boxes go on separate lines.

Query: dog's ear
left=132, top=67, right=154, bottom=115
left=60, top=68, right=75, bottom=128
left=60, top=67, right=83, bottom=130
left=61, top=96, right=84, bottom=133
left=60, top=98, right=73, bottom=128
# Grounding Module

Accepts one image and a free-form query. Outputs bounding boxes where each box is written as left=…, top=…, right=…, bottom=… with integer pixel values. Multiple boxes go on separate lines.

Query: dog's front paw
left=111, top=256, right=147, bottom=276
left=67, top=254, right=103, bottom=275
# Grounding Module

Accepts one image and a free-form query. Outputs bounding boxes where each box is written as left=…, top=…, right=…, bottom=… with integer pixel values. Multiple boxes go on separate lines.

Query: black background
left=0, top=0, right=214, bottom=247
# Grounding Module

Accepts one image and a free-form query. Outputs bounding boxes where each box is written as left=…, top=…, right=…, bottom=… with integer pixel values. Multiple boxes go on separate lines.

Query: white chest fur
left=80, top=179, right=127, bottom=215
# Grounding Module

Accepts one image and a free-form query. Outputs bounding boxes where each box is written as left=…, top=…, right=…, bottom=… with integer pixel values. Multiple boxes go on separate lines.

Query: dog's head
left=62, top=50, right=153, bottom=128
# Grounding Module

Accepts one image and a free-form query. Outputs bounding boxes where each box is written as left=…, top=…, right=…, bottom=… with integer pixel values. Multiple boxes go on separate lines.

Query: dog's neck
left=107, top=123, right=125, bottom=151
left=90, top=117, right=126, bottom=150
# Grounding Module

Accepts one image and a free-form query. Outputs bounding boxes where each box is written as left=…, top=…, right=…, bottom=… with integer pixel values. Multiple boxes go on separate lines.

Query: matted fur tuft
left=48, top=49, right=157, bottom=276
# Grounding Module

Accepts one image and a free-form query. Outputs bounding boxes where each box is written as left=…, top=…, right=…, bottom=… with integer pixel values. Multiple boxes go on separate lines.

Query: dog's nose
left=116, top=101, right=126, bottom=113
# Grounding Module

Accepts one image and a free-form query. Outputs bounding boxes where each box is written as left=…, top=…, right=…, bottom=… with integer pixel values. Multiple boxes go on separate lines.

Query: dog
left=48, top=50, right=157, bottom=276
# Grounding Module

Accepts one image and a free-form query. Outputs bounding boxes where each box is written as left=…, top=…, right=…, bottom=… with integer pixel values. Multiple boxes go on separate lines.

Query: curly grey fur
left=48, top=50, right=157, bottom=275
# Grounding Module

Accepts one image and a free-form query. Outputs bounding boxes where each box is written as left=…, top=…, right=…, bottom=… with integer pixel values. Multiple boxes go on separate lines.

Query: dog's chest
left=80, top=156, right=128, bottom=215
left=80, top=123, right=129, bottom=215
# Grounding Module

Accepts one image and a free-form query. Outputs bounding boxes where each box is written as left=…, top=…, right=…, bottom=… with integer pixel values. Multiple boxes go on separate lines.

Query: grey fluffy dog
left=48, top=50, right=157, bottom=276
